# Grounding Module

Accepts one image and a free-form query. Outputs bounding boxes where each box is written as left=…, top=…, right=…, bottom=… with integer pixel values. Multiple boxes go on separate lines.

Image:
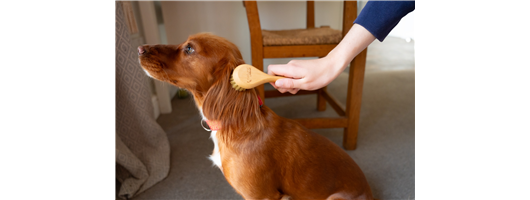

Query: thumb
left=275, top=78, right=302, bottom=89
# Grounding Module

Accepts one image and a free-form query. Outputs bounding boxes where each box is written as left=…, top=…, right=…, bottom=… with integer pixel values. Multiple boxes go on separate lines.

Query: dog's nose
left=138, top=46, right=145, bottom=55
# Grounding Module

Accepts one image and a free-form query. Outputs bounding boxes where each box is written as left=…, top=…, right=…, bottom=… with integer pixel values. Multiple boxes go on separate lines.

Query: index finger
left=267, top=64, right=303, bottom=79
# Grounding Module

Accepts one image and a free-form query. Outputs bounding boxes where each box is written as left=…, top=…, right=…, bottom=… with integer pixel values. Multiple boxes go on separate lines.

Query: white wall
left=159, top=1, right=414, bottom=67
left=160, top=1, right=252, bottom=63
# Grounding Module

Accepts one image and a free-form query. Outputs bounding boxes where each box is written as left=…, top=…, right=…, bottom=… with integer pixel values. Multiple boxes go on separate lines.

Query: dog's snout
left=138, top=46, right=146, bottom=55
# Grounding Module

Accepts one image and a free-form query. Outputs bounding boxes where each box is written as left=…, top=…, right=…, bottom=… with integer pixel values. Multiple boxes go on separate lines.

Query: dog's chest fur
left=209, top=130, right=223, bottom=170
left=199, top=108, right=223, bottom=171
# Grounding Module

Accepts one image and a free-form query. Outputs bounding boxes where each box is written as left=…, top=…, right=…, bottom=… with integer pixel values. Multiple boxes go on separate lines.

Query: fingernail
left=276, top=80, right=284, bottom=87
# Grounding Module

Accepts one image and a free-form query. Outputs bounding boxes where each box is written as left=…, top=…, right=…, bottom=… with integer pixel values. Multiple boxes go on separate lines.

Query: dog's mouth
left=142, top=68, right=154, bottom=78
left=137, top=46, right=167, bottom=78
left=138, top=55, right=173, bottom=84
left=138, top=57, right=162, bottom=72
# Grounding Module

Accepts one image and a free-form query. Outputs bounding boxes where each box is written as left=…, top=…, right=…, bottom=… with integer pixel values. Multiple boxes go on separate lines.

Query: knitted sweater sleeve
left=354, top=1, right=415, bottom=42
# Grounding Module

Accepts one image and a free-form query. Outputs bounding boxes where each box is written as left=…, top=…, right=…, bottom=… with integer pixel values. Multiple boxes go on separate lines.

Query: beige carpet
left=124, top=36, right=415, bottom=200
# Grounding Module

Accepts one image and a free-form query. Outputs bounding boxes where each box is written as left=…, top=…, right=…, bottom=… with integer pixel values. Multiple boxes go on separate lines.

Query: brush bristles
left=230, top=75, right=246, bottom=91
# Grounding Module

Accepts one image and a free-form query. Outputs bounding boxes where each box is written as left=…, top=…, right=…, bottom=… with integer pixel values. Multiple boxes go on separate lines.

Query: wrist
left=324, top=49, right=350, bottom=74
left=325, top=24, right=376, bottom=74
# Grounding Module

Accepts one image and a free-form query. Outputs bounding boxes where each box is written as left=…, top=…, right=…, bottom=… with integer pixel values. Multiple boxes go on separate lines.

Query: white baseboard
left=151, top=95, right=160, bottom=119
left=169, top=85, right=178, bottom=99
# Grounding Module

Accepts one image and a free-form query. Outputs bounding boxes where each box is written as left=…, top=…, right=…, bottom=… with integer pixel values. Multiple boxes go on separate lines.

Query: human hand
left=267, top=57, right=342, bottom=94
left=266, top=24, right=376, bottom=94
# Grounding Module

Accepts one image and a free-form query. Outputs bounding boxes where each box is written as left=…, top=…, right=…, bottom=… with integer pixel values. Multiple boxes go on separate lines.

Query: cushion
left=262, top=27, right=342, bottom=46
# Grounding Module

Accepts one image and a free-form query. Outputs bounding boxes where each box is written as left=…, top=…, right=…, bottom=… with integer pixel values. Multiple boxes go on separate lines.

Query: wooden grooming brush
left=230, top=64, right=284, bottom=91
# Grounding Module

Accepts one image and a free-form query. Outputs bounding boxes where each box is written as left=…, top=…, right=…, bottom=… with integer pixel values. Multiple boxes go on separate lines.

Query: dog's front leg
left=235, top=182, right=282, bottom=200
left=240, top=190, right=283, bottom=200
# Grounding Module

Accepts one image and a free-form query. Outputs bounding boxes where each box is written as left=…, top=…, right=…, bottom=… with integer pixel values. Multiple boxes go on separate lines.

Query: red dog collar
left=257, top=95, right=263, bottom=107
left=203, top=120, right=222, bottom=131
left=202, top=95, right=263, bottom=131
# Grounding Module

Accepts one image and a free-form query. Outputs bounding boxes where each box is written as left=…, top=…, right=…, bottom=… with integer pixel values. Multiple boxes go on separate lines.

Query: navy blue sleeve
left=354, top=1, right=415, bottom=42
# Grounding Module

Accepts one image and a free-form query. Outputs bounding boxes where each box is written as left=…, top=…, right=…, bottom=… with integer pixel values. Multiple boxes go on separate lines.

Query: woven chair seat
left=262, top=27, right=342, bottom=46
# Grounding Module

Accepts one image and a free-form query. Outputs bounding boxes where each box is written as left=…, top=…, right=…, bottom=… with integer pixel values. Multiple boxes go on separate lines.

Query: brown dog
left=138, top=33, right=374, bottom=200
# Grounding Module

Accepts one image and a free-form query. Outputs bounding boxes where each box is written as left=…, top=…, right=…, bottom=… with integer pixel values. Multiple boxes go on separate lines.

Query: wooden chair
left=243, top=1, right=367, bottom=150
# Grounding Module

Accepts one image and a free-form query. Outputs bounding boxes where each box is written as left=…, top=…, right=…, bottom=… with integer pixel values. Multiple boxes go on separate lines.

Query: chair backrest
left=307, top=1, right=315, bottom=29
left=243, top=1, right=261, bottom=38
left=243, top=1, right=358, bottom=38
left=243, top=1, right=263, bottom=66
left=341, top=1, right=358, bottom=37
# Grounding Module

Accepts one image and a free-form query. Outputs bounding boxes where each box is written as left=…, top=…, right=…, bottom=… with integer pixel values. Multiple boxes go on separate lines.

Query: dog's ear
left=215, top=53, right=245, bottom=74
left=203, top=57, right=264, bottom=137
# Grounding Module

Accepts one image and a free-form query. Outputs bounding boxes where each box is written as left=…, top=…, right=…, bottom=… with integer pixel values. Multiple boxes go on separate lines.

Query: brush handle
left=261, top=75, right=283, bottom=83
left=233, top=64, right=284, bottom=89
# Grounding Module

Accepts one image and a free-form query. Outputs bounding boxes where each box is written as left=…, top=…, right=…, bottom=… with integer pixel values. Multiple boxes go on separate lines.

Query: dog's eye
left=185, top=45, right=194, bottom=54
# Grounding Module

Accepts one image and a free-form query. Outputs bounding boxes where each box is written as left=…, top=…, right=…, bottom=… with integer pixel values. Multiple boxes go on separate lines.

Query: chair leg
left=343, top=49, right=367, bottom=150
left=317, top=56, right=327, bottom=111
left=317, top=87, right=327, bottom=111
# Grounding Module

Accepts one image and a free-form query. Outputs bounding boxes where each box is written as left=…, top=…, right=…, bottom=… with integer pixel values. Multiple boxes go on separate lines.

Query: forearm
left=325, top=24, right=376, bottom=74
